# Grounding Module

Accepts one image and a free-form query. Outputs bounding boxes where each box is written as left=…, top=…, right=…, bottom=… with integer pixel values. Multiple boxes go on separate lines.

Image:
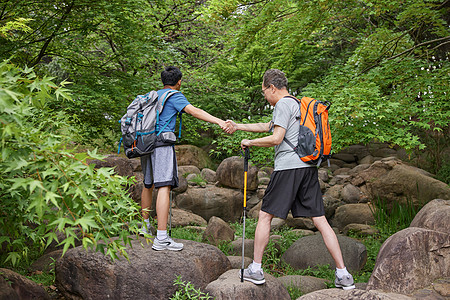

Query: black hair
left=161, top=66, right=182, bottom=86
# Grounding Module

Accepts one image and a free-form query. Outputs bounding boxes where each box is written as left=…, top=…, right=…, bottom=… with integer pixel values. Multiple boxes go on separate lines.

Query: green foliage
left=0, top=61, right=141, bottom=266
left=436, top=160, right=450, bottom=185
left=170, top=276, right=213, bottom=300
left=212, top=116, right=275, bottom=167
left=371, top=197, right=422, bottom=236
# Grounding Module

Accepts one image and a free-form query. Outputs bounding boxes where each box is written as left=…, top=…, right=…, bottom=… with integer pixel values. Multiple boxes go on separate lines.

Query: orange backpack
left=284, top=96, right=332, bottom=166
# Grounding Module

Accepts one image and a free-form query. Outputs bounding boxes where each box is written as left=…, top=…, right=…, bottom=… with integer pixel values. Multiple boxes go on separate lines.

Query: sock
left=144, top=218, right=150, bottom=228
left=336, top=267, right=349, bottom=277
left=157, top=230, right=168, bottom=240
left=250, top=261, right=262, bottom=272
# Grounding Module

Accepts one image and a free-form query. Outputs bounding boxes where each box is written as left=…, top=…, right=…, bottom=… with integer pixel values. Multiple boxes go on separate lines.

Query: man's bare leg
left=253, top=210, right=274, bottom=264
left=312, top=215, right=345, bottom=268
left=141, top=186, right=153, bottom=220
left=155, top=186, right=171, bottom=231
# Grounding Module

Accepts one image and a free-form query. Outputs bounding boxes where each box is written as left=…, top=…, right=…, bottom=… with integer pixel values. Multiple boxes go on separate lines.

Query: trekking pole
left=169, top=189, right=173, bottom=237
left=241, top=147, right=249, bottom=283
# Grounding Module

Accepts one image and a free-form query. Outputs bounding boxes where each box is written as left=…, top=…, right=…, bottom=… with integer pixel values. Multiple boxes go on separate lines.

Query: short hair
left=161, top=66, right=182, bottom=86
left=262, top=69, right=288, bottom=89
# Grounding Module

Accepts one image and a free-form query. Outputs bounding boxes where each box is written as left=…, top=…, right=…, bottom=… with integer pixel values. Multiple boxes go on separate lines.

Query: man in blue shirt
left=139, top=66, right=229, bottom=251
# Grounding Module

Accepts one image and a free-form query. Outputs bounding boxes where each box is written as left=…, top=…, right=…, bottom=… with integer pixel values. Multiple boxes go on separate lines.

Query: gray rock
left=0, top=275, right=19, bottom=300
left=334, top=168, right=352, bottom=176
left=0, top=268, right=50, bottom=300
left=278, top=275, right=330, bottom=294
left=216, top=156, right=259, bottom=190
left=333, top=153, right=357, bottom=163
left=173, top=175, right=188, bottom=194
left=297, top=288, right=412, bottom=299
left=285, top=215, right=316, bottom=230
left=271, top=218, right=286, bottom=231
left=175, top=144, right=214, bottom=169
left=205, top=269, right=290, bottom=300
left=179, top=165, right=201, bottom=176
left=88, top=154, right=134, bottom=177
left=367, top=227, right=450, bottom=295
left=356, top=159, right=450, bottom=207
left=170, top=208, right=207, bottom=227
left=359, top=155, right=375, bottom=165
left=341, top=184, right=362, bottom=203
left=202, top=216, right=235, bottom=246
left=323, top=195, right=344, bottom=219
left=55, top=238, right=231, bottom=300
left=342, top=224, right=379, bottom=236
left=201, top=168, right=217, bottom=183
left=231, top=238, right=254, bottom=258
left=281, top=234, right=367, bottom=272
left=327, top=158, right=346, bottom=167
left=337, top=145, right=371, bottom=161
left=318, top=168, right=330, bottom=182
left=324, top=184, right=343, bottom=200
left=332, top=203, right=375, bottom=231
left=175, top=185, right=243, bottom=222
left=410, top=199, right=450, bottom=234
left=226, top=256, right=252, bottom=269
left=29, top=249, right=63, bottom=273
left=248, top=201, right=262, bottom=219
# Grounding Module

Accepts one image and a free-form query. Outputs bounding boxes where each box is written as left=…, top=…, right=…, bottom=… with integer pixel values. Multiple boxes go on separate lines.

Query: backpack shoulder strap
left=156, top=90, right=181, bottom=136
left=282, top=95, right=302, bottom=151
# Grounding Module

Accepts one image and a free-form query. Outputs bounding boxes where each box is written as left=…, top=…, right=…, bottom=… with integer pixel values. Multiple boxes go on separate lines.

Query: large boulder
left=88, top=154, right=135, bottom=177
left=205, top=269, right=290, bottom=300
left=175, top=185, right=243, bottom=222
left=366, top=227, right=450, bottom=295
left=0, top=268, right=50, bottom=300
left=353, top=158, right=450, bottom=207
left=170, top=208, right=207, bottom=227
left=332, top=203, right=375, bottom=231
left=202, top=216, right=235, bottom=246
left=409, top=199, right=450, bottom=233
left=216, top=156, right=259, bottom=191
left=55, top=238, right=231, bottom=300
left=175, top=145, right=215, bottom=169
left=281, top=234, right=367, bottom=272
left=297, top=288, right=412, bottom=299
left=277, top=275, right=330, bottom=295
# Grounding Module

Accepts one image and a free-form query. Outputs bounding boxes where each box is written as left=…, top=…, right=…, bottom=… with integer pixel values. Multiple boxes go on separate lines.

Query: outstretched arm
left=183, top=104, right=227, bottom=130
left=225, top=120, right=272, bottom=133
left=241, top=125, right=285, bottom=149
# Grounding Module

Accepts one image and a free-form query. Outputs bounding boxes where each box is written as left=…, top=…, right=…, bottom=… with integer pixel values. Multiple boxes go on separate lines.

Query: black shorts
left=261, top=167, right=325, bottom=219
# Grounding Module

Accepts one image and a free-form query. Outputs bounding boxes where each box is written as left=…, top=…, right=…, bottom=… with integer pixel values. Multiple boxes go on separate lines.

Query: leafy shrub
left=170, top=276, right=213, bottom=300
left=0, top=61, right=141, bottom=266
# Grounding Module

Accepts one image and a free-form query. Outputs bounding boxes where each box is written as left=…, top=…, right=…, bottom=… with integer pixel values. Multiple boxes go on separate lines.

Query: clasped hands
left=220, top=119, right=237, bottom=134
left=219, top=120, right=251, bottom=149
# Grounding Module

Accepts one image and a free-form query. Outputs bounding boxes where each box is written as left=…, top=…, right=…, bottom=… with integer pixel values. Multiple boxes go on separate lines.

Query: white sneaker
left=138, top=223, right=155, bottom=237
left=238, top=263, right=265, bottom=285
left=152, top=237, right=183, bottom=251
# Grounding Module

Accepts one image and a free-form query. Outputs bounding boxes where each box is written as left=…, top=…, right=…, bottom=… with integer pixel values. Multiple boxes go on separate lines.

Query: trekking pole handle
left=244, top=147, right=249, bottom=172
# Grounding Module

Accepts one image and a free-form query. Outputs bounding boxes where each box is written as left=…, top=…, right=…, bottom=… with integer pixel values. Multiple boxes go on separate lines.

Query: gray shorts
left=261, top=167, right=324, bottom=219
left=140, top=146, right=179, bottom=189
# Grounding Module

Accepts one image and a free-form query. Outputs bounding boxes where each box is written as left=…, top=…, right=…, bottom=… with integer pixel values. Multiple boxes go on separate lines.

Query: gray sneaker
left=239, top=263, right=265, bottom=285
left=335, top=272, right=355, bottom=290
left=152, top=237, right=183, bottom=251
left=138, top=223, right=156, bottom=237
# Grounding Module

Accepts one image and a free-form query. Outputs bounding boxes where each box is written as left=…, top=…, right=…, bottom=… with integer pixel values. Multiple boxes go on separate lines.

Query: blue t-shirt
left=157, top=88, right=190, bottom=133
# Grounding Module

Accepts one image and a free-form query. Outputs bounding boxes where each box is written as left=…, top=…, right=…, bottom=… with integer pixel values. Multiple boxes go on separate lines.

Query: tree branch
left=386, top=36, right=450, bottom=61
left=30, top=1, right=75, bottom=67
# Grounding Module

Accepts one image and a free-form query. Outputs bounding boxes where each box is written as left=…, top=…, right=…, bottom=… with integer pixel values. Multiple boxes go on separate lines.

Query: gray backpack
left=118, top=90, right=179, bottom=158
